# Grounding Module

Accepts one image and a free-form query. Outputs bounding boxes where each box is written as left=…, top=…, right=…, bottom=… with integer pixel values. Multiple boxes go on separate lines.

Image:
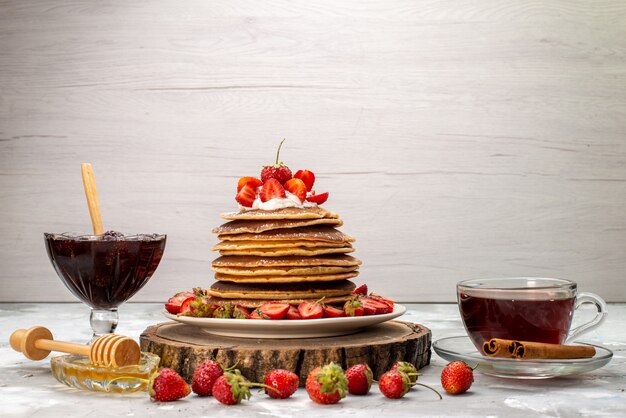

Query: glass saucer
left=433, top=336, right=612, bottom=379
left=50, top=352, right=160, bottom=393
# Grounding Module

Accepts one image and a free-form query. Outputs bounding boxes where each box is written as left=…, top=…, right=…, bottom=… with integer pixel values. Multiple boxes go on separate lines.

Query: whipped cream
left=239, top=190, right=317, bottom=211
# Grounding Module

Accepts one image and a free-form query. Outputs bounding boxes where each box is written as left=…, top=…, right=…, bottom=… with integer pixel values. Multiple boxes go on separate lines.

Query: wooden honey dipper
left=10, top=326, right=141, bottom=368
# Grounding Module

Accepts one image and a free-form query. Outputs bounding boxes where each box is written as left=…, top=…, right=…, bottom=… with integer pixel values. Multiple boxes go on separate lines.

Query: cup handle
left=565, top=292, right=608, bottom=343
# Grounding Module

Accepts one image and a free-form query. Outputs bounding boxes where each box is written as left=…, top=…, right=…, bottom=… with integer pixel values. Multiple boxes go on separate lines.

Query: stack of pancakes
left=209, top=207, right=361, bottom=308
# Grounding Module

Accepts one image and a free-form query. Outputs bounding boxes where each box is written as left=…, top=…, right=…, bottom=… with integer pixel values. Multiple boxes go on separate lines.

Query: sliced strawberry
left=294, top=169, right=315, bottom=191
left=306, top=191, right=329, bottom=205
left=323, top=305, right=345, bottom=318
left=286, top=305, right=302, bottom=320
left=233, top=305, right=251, bottom=319
left=259, top=302, right=290, bottom=320
left=360, top=296, right=392, bottom=315
left=164, top=291, right=195, bottom=314
left=343, top=297, right=364, bottom=317
left=237, top=176, right=262, bottom=192
left=298, top=300, right=323, bottom=319
left=352, top=284, right=368, bottom=296
left=260, top=178, right=286, bottom=202
left=236, top=183, right=257, bottom=207
left=178, top=296, right=196, bottom=316
left=369, top=293, right=395, bottom=309
left=284, top=178, right=307, bottom=203
left=249, top=309, right=264, bottom=320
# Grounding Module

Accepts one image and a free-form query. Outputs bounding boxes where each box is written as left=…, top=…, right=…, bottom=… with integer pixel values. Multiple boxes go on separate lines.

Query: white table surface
left=1, top=303, right=624, bottom=418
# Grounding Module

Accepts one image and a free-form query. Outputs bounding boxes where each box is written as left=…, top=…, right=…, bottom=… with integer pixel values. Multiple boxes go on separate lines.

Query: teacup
left=457, top=277, right=607, bottom=350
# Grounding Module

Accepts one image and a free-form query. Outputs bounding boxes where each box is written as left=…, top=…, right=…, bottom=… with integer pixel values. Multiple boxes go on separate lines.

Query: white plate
left=162, top=304, right=406, bottom=339
left=433, top=336, right=613, bottom=379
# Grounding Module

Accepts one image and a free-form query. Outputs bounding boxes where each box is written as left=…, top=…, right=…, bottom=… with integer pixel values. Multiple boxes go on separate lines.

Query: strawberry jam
left=45, top=232, right=166, bottom=309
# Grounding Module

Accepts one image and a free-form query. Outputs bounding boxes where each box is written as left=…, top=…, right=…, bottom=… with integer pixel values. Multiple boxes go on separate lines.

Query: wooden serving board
left=140, top=321, right=431, bottom=385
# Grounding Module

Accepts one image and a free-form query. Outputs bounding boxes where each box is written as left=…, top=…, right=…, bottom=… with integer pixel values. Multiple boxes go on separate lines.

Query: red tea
left=458, top=293, right=575, bottom=349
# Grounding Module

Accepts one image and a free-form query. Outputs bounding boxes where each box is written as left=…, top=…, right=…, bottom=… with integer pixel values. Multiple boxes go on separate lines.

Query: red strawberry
left=441, top=361, right=474, bottom=395
left=298, top=300, right=323, bottom=319
left=322, top=305, right=345, bottom=318
left=260, top=139, right=293, bottom=184
left=165, top=291, right=195, bottom=314
left=259, top=302, right=290, bottom=320
left=306, top=191, right=329, bottom=205
left=343, top=297, right=364, bottom=317
left=360, top=296, right=392, bottom=315
left=149, top=368, right=191, bottom=402
left=346, top=364, right=373, bottom=395
left=284, top=178, right=307, bottom=202
left=352, top=284, right=368, bottom=296
left=235, top=183, right=257, bottom=207
left=178, top=296, right=196, bottom=316
left=260, top=178, right=286, bottom=202
left=378, top=370, right=411, bottom=399
left=286, top=305, right=302, bottom=319
left=369, top=293, right=395, bottom=309
left=264, top=369, right=299, bottom=399
left=305, top=363, right=348, bottom=404
left=249, top=309, right=264, bottom=320
left=192, top=360, right=224, bottom=396
left=294, top=169, right=315, bottom=191
left=237, top=176, right=262, bottom=192
left=233, top=305, right=251, bottom=319
left=212, top=370, right=252, bottom=405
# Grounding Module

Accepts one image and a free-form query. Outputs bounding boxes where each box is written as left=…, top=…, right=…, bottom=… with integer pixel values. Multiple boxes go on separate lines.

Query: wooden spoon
left=10, top=326, right=141, bottom=368
left=81, top=163, right=104, bottom=235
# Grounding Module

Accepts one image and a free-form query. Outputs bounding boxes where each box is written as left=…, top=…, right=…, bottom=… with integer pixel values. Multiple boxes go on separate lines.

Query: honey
left=50, top=352, right=160, bottom=393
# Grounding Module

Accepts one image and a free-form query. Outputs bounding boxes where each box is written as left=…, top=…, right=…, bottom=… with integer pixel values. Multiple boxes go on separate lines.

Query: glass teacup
left=457, top=277, right=607, bottom=350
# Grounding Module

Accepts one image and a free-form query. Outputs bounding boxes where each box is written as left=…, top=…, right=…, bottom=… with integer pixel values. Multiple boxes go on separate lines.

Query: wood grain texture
left=140, top=320, right=431, bottom=385
left=1, top=1, right=625, bottom=302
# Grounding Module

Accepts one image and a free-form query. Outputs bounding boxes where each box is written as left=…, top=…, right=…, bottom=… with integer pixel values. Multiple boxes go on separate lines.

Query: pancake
left=219, top=246, right=354, bottom=257
left=214, top=271, right=359, bottom=283
left=208, top=280, right=356, bottom=300
left=212, top=218, right=343, bottom=235
left=212, top=240, right=347, bottom=251
left=204, top=295, right=352, bottom=308
left=218, top=226, right=354, bottom=243
left=220, top=207, right=338, bottom=220
left=212, top=255, right=363, bottom=268
left=212, top=265, right=359, bottom=276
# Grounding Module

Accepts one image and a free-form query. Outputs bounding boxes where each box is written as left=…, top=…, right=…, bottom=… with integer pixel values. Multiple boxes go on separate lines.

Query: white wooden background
left=1, top=0, right=625, bottom=303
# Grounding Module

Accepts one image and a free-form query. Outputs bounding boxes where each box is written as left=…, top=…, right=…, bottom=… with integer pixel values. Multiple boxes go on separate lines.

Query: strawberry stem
left=275, top=138, right=286, bottom=165
left=415, top=382, right=443, bottom=400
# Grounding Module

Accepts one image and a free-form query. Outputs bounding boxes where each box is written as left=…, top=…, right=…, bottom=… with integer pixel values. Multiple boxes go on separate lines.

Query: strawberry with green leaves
left=212, top=369, right=279, bottom=405
left=305, top=362, right=348, bottom=404
left=343, top=297, right=364, bottom=316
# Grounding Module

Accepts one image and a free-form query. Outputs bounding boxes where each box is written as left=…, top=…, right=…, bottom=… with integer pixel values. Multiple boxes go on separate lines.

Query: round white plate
left=162, top=304, right=406, bottom=339
left=433, top=335, right=613, bottom=379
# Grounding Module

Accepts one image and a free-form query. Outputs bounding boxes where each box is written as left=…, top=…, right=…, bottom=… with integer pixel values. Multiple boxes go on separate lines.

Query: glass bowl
left=44, top=232, right=166, bottom=337
left=50, top=352, right=161, bottom=393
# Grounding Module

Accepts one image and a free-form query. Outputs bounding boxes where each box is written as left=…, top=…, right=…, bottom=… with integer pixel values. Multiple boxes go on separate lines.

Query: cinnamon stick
left=482, top=338, right=596, bottom=359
